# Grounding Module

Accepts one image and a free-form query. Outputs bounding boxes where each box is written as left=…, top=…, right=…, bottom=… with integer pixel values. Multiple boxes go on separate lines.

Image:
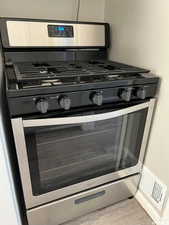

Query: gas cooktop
left=12, top=60, right=149, bottom=90
left=2, top=18, right=159, bottom=117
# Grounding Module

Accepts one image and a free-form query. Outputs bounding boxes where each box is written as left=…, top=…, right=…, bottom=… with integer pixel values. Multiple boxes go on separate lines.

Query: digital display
left=56, top=26, right=65, bottom=31
left=48, top=25, right=74, bottom=38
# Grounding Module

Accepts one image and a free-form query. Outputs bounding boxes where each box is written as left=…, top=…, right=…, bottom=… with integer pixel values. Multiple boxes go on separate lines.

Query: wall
left=78, top=0, right=105, bottom=22
left=0, top=0, right=105, bottom=22
left=105, top=0, right=169, bottom=217
left=0, top=0, right=77, bottom=20
left=0, top=129, right=21, bottom=225
left=0, top=50, right=21, bottom=225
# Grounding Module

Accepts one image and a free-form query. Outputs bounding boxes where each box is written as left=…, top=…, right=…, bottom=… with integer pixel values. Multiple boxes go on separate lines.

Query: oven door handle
left=23, top=102, right=151, bottom=128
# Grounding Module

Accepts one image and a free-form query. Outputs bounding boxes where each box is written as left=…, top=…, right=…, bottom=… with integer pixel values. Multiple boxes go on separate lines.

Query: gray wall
left=0, top=0, right=105, bottom=22
left=78, top=0, right=105, bottom=22
left=0, top=0, right=77, bottom=20
left=105, top=0, right=169, bottom=217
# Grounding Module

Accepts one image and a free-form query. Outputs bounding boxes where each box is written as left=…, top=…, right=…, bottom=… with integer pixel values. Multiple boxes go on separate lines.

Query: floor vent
left=140, top=167, right=167, bottom=211
left=152, top=182, right=163, bottom=204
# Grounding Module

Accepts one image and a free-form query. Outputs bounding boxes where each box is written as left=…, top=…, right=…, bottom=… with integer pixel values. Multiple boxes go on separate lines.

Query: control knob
left=136, top=87, right=146, bottom=100
left=36, top=98, right=49, bottom=114
left=59, top=95, right=71, bottom=110
left=119, top=88, right=132, bottom=102
left=91, top=92, right=103, bottom=106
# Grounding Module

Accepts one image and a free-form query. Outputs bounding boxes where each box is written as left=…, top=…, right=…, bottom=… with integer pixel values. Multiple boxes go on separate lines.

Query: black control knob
left=136, top=87, right=146, bottom=100
left=59, top=96, right=71, bottom=110
left=36, top=98, right=49, bottom=114
left=91, top=92, right=103, bottom=106
left=119, top=88, right=132, bottom=102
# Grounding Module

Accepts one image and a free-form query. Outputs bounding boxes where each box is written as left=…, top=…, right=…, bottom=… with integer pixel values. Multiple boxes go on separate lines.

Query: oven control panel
left=8, top=84, right=158, bottom=116
left=48, top=25, right=74, bottom=38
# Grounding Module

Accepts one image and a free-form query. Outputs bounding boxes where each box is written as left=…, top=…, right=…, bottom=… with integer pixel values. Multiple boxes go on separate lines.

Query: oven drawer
left=27, top=174, right=140, bottom=225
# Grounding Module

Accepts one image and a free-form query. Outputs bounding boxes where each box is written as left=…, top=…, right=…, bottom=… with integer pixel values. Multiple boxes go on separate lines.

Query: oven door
left=12, top=99, right=155, bottom=209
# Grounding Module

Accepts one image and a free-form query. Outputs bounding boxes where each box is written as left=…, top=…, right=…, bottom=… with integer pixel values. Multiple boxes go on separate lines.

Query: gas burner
left=40, top=69, right=48, bottom=74
left=48, top=67, right=62, bottom=74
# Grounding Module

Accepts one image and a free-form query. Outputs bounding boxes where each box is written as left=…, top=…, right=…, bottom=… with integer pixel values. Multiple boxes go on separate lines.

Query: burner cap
left=40, top=70, right=48, bottom=74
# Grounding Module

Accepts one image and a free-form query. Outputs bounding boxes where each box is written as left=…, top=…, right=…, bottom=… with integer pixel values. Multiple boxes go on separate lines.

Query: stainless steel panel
left=11, top=99, right=156, bottom=209
left=6, top=21, right=105, bottom=47
left=23, top=101, right=150, bottom=128
left=27, top=175, right=140, bottom=225
left=139, top=98, right=156, bottom=163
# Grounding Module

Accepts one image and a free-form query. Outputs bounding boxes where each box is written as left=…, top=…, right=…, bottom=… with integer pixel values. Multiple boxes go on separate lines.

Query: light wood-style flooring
left=64, top=199, right=155, bottom=225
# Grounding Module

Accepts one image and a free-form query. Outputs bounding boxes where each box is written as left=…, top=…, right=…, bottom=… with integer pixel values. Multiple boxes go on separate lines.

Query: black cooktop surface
left=13, top=60, right=149, bottom=89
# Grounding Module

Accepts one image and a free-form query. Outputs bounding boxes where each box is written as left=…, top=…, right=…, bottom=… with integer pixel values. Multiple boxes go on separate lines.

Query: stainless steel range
left=0, top=18, right=159, bottom=225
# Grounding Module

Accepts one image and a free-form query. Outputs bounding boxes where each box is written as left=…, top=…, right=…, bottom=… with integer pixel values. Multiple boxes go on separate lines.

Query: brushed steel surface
left=139, top=98, right=156, bottom=164
left=7, top=21, right=105, bottom=47
left=11, top=99, right=156, bottom=209
left=63, top=199, right=153, bottom=225
left=27, top=175, right=140, bottom=225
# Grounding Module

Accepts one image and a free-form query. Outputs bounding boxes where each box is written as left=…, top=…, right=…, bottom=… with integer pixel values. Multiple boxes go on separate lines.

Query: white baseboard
left=136, top=190, right=169, bottom=225
left=139, top=166, right=167, bottom=211
left=136, top=190, right=162, bottom=225
left=135, top=165, right=169, bottom=225
left=162, top=202, right=169, bottom=225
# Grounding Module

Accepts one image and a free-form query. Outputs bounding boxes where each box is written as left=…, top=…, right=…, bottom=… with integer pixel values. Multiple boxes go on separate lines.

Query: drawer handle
left=75, top=190, right=106, bottom=205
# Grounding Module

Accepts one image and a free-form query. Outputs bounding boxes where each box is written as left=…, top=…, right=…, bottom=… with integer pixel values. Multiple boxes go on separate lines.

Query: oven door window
left=25, top=108, right=148, bottom=196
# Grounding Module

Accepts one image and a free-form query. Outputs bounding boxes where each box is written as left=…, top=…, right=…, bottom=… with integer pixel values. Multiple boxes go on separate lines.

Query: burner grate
left=12, top=60, right=148, bottom=89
